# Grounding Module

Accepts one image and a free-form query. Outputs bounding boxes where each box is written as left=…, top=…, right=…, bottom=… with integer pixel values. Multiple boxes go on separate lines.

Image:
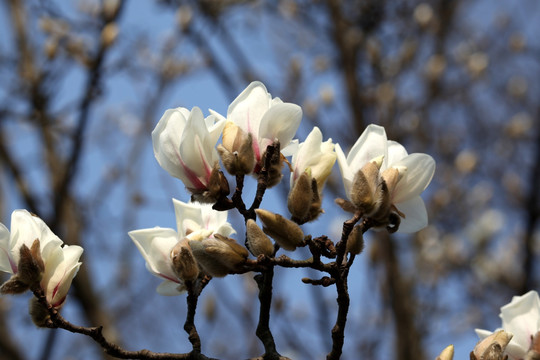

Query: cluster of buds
left=0, top=210, right=83, bottom=325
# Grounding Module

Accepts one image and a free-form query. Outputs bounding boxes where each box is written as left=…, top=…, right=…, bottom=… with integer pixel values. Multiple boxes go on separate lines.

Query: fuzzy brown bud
left=100, top=23, right=118, bottom=48
left=171, top=240, right=199, bottom=282
left=17, top=240, right=45, bottom=286
left=189, top=234, right=248, bottom=277
left=526, top=331, right=540, bottom=360
left=246, top=219, right=274, bottom=257
left=346, top=225, right=365, bottom=255
left=350, top=158, right=383, bottom=215
left=191, top=166, right=230, bottom=203
left=255, top=209, right=304, bottom=251
left=288, top=171, right=313, bottom=222
left=0, top=276, right=29, bottom=295
left=436, top=344, right=454, bottom=360
left=471, top=330, right=512, bottom=360
left=262, top=141, right=284, bottom=188
left=29, top=297, right=50, bottom=328
left=218, top=122, right=255, bottom=175
left=335, top=198, right=357, bottom=213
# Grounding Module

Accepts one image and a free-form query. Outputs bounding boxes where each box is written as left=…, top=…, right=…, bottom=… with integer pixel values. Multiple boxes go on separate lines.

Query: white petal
left=475, top=328, right=494, bottom=340
left=151, top=108, right=188, bottom=180
left=173, top=199, right=203, bottom=238
left=10, top=210, right=62, bottom=267
left=281, top=139, right=299, bottom=158
left=0, top=222, right=13, bottom=274
left=500, top=291, right=540, bottom=354
left=42, top=245, right=83, bottom=307
left=394, top=196, right=428, bottom=233
left=156, top=280, right=185, bottom=296
left=335, top=143, right=353, bottom=199
left=346, top=124, right=388, bottom=173
left=258, top=102, right=302, bottom=148
left=227, top=81, right=271, bottom=138
left=386, top=140, right=408, bottom=167
left=392, top=153, right=436, bottom=204
left=128, top=227, right=178, bottom=281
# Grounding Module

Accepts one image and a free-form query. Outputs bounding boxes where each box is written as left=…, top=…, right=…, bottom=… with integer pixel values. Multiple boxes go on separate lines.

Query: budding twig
left=29, top=286, right=216, bottom=360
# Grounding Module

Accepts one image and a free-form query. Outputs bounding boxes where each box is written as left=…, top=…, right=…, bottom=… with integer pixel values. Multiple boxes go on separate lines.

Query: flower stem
left=184, top=281, right=201, bottom=353
left=254, top=268, right=281, bottom=360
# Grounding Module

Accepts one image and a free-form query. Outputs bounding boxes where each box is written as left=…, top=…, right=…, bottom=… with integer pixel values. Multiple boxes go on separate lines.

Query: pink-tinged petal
left=227, top=81, right=271, bottom=139
left=258, top=102, right=302, bottom=148
left=394, top=196, right=428, bottom=233
left=386, top=140, right=408, bottom=166
left=346, top=124, right=388, bottom=173
left=156, top=280, right=185, bottom=296
left=0, top=223, right=13, bottom=274
left=128, top=228, right=178, bottom=282
left=42, top=245, right=83, bottom=307
left=392, top=153, right=436, bottom=204
left=152, top=108, right=189, bottom=180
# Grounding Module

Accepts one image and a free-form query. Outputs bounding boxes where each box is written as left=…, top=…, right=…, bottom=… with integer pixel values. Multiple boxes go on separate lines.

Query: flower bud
left=189, top=234, right=248, bottom=277
left=171, top=240, right=199, bottom=282
left=472, top=330, right=512, bottom=360
left=246, top=219, right=274, bottom=257
left=288, top=171, right=313, bottom=222
left=335, top=198, right=357, bottom=213
left=191, top=166, right=230, bottom=203
left=527, top=331, right=540, bottom=360
left=306, top=178, right=323, bottom=222
left=255, top=209, right=304, bottom=251
left=262, top=141, right=284, bottom=188
left=17, top=240, right=45, bottom=286
left=100, top=23, right=118, bottom=48
left=350, top=156, right=384, bottom=215
left=436, top=344, right=454, bottom=360
left=217, top=122, right=255, bottom=175
left=0, top=276, right=28, bottom=294
left=346, top=225, right=364, bottom=255
left=29, top=297, right=50, bottom=328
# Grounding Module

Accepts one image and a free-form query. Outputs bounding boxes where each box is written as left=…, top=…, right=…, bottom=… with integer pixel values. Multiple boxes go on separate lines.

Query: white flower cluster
left=137, top=81, right=436, bottom=295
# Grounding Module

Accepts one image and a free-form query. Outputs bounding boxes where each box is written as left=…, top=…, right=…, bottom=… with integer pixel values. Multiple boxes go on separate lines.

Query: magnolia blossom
left=152, top=106, right=226, bottom=194
left=0, top=210, right=83, bottom=308
left=129, top=199, right=235, bottom=295
left=285, top=126, right=336, bottom=190
left=476, top=291, right=540, bottom=360
left=335, top=124, right=435, bottom=233
left=211, top=81, right=302, bottom=172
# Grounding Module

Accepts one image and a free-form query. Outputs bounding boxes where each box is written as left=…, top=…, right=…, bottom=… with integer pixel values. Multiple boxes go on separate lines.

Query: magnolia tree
left=0, top=82, right=538, bottom=360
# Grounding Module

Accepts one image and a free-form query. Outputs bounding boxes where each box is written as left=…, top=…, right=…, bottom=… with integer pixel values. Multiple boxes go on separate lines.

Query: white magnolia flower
left=129, top=199, right=235, bottom=295
left=335, top=124, right=388, bottom=201
left=211, top=81, right=302, bottom=172
left=0, top=210, right=83, bottom=308
left=152, top=106, right=226, bottom=193
left=335, top=124, right=435, bottom=233
left=476, top=290, right=540, bottom=360
left=381, top=140, right=436, bottom=233
left=286, top=126, right=336, bottom=191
